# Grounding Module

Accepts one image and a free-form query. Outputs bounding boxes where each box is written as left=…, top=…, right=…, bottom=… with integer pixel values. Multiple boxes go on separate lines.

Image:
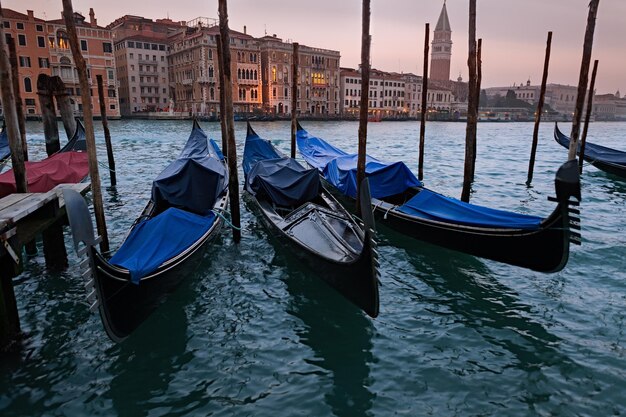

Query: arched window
left=210, top=87, right=214, bottom=100
left=208, top=66, right=214, bottom=78
left=245, top=69, right=250, bottom=79
left=237, top=68, right=241, bottom=79
left=57, top=30, right=69, bottom=49
left=24, top=77, right=32, bottom=93
left=254, top=70, right=257, bottom=80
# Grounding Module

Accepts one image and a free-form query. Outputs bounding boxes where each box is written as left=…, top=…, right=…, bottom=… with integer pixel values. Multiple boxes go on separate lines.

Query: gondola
left=0, top=123, right=10, bottom=168
left=63, top=120, right=229, bottom=342
left=0, top=119, right=88, bottom=197
left=297, top=122, right=581, bottom=273
left=242, top=122, right=379, bottom=317
left=554, top=122, right=626, bottom=179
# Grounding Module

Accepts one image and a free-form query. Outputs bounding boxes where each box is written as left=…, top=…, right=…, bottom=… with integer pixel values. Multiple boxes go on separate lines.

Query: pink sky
left=4, top=0, right=625, bottom=94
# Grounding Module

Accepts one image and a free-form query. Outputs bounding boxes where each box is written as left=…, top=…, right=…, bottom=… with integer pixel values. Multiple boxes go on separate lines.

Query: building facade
left=259, top=35, right=341, bottom=117
left=1, top=9, right=50, bottom=117
left=46, top=9, right=120, bottom=118
left=109, top=15, right=186, bottom=116
left=168, top=18, right=261, bottom=116
left=484, top=82, right=585, bottom=117
left=430, top=1, right=452, bottom=82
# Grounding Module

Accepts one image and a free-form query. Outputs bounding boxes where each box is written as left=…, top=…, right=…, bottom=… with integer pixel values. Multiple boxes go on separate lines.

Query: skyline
left=4, top=0, right=625, bottom=94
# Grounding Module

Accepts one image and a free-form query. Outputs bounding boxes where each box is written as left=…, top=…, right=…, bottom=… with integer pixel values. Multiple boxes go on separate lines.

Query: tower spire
left=430, top=1, right=453, bottom=81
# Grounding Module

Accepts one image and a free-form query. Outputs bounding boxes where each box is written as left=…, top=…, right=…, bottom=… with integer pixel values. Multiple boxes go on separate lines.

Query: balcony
left=198, top=76, right=215, bottom=84
left=181, top=79, right=194, bottom=86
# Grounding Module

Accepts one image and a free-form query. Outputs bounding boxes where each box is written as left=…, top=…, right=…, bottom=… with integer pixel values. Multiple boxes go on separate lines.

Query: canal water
left=1, top=120, right=625, bottom=416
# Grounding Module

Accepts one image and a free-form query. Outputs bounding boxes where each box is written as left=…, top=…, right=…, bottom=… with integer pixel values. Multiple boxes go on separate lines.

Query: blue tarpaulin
left=555, top=125, right=626, bottom=166
left=151, top=124, right=227, bottom=215
left=242, top=130, right=282, bottom=175
left=397, top=189, right=543, bottom=229
left=296, top=127, right=422, bottom=199
left=0, top=127, right=10, bottom=162
left=110, top=208, right=217, bottom=283
left=152, top=156, right=227, bottom=215
left=248, top=157, right=320, bottom=207
left=244, top=126, right=319, bottom=206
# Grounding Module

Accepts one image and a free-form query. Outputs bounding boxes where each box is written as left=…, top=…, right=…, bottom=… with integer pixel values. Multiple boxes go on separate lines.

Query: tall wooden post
left=0, top=2, right=25, bottom=348
left=218, top=0, right=241, bottom=243
left=96, top=75, right=117, bottom=186
left=50, top=76, right=76, bottom=139
left=216, top=34, right=228, bottom=156
left=471, top=38, right=482, bottom=180
left=7, top=36, right=28, bottom=161
left=418, top=23, right=429, bottom=182
left=356, top=0, right=371, bottom=216
left=37, top=74, right=61, bottom=156
left=62, top=0, right=109, bottom=253
left=461, top=0, right=478, bottom=202
left=579, top=59, right=599, bottom=174
left=290, top=42, right=299, bottom=159
left=527, top=31, right=553, bottom=186
left=0, top=6, right=26, bottom=193
left=568, top=0, right=600, bottom=161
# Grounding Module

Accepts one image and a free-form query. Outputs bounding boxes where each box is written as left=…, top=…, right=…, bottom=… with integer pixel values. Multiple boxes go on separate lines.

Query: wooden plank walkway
left=0, top=182, right=91, bottom=259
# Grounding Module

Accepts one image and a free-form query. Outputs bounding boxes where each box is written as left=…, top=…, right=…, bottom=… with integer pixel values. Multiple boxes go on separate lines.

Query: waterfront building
left=46, top=9, right=120, bottom=118
left=340, top=67, right=458, bottom=118
left=484, top=82, right=584, bottom=118
left=168, top=18, right=261, bottom=116
left=108, top=15, right=186, bottom=116
left=430, top=1, right=452, bottom=82
left=258, top=34, right=341, bottom=117
left=0, top=9, right=50, bottom=117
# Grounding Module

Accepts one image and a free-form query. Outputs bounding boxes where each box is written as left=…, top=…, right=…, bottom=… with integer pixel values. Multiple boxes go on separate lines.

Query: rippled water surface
left=1, top=120, right=625, bottom=416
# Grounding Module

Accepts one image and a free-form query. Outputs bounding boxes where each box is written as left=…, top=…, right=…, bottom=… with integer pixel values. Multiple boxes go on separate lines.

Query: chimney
left=27, top=10, right=34, bottom=20
left=89, top=8, right=97, bottom=27
left=243, top=25, right=246, bottom=35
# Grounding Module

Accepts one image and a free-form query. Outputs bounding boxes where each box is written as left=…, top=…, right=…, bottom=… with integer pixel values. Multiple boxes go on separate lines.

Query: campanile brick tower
left=430, top=1, right=452, bottom=81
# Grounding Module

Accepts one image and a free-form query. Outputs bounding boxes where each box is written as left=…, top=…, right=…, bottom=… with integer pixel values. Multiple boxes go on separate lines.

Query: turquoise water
left=1, top=120, right=625, bottom=416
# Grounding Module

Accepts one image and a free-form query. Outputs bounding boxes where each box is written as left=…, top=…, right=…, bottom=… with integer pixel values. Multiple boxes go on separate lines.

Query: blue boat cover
left=397, top=189, right=542, bottom=230
left=244, top=127, right=319, bottom=206
left=209, top=138, right=225, bottom=161
left=152, top=156, right=227, bottom=215
left=0, top=127, right=9, bottom=162
left=296, top=128, right=422, bottom=198
left=178, top=123, right=209, bottom=158
left=242, top=130, right=282, bottom=175
left=151, top=123, right=227, bottom=214
left=248, top=157, right=320, bottom=206
left=110, top=208, right=217, bottom=283
left=555, top=125, right=626, bottom=166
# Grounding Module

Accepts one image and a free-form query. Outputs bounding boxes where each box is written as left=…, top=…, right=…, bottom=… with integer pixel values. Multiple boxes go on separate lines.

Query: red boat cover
left=0, top=151, right=89, bottom=197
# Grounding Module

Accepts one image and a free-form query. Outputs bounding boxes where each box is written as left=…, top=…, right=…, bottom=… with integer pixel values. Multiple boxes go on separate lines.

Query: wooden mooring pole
left=579, top=59, right=599, bottom=174
left=418, top=23, right=429, bottom=182
left=62, top=0, right=109, bottom=253
left=37, top=74, right=61, bottom=156
left=568, top=0, right=600, bottom=161
left=216, top=34, right=228, bottom=156
left=527, top=31, right=553, bottom=186
left=471, top=38, right=482, bottom=180
left=461, top=0, right=478, bottom=203
left=218, top=0, right=242, bottom=243
left=290, top=42, right=299, bottom=159
left=356, top=0, right=371, bottom=217
left=0, top=1, right=26, bottom=349
left=96, top=75, right=117, bottom=186
left=7, top=36, right=28, bottom=161
left=50, top=76, right=76, bottom=140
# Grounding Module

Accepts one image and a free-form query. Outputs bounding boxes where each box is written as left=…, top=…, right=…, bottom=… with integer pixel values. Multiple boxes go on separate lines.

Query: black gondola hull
left=89, top=214, right=224, bottom=342
left=244, top=192, right=379, bottom=318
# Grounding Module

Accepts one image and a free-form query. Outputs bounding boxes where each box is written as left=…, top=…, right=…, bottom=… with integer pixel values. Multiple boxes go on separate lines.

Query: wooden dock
left=0, top=182, right=91, bottom=349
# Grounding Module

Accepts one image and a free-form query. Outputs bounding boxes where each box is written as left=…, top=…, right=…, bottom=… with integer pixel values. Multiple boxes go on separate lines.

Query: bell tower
left=430, top=1, right=452, bottom=81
